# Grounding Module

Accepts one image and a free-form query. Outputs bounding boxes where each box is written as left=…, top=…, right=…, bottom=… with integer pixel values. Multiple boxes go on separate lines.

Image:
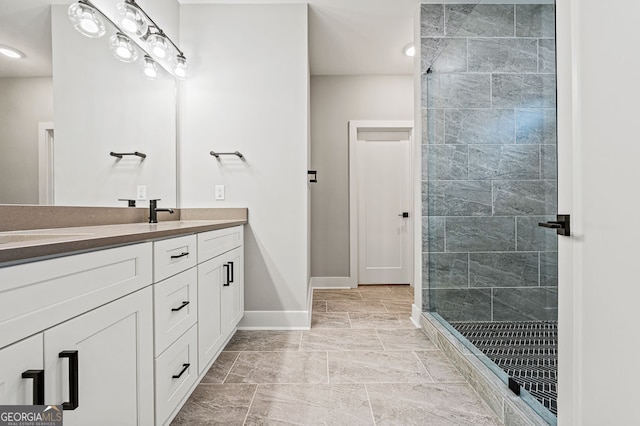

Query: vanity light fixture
left=68, top=1, right=106, bottom=38
left=142, top=55, right=158, bottom=79
left=403, top=43, right=415, bottom=57
left=109, top=33, right=138, bottom=62
left=173, top=54, right=187, bottom=79
left=147, top=31, right=169, bottom=60
left=0, top=45, right=25, bottom=59
left=116, top=0, right=148, bottom=38
left=67, top=0, right=188, bottom=79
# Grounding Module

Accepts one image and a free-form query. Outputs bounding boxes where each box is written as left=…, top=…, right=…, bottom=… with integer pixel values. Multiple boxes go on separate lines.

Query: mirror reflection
left=0, top=0, right=177, bottom=207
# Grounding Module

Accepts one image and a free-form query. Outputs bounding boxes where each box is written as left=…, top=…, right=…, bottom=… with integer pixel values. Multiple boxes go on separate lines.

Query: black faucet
left=149, top=199, right=174, bottom=223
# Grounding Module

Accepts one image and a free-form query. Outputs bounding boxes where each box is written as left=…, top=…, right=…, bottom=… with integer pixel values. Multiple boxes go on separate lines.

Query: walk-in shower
left=420, top=1, right=558, bottom=422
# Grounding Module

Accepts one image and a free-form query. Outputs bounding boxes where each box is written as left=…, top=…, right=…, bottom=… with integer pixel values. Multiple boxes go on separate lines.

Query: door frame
left=38, top=122, right=54, bottom=205
left=348, top=120, right=414, bottom=289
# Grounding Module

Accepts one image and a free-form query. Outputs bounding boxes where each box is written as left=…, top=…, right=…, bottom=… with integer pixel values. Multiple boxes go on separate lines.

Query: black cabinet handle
left=538, top=214, right=571, bottom=236
left=171, top=301, right=190, bottom=312
left=228, top=261, right=234, bottom=284
left=172, top=363, right=190, bottom=379
left=170, top=252, right=189, bottom=259
left=21, top=369, right=45, bottom=405
left=223, top=264, right=230, bottom=286
left=59, top=351, right=79, bottom=410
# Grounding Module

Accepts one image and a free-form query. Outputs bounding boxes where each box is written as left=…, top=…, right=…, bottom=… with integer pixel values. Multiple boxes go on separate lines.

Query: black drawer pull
left=223, top=264, right=230, bottom=286
left=228, top=261, right=234, bottom=284
left=22, top=369, right=45, bottom=405
left=170, top=252, right=189, bottom=259
left=171, top=301, right=190, bottom=312
left=172, top=363, right=190, bottom=379
left=59, top=350, right=79, bottom=410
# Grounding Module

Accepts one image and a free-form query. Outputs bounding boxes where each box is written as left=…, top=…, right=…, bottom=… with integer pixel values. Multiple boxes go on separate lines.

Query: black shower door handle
left=538, top=214, right=571, bottom=237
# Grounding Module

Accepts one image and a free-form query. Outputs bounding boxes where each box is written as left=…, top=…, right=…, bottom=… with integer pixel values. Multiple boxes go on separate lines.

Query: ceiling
left=0, top=0, right=421, bottom=78
left=0, top=0, right=52, bottom=78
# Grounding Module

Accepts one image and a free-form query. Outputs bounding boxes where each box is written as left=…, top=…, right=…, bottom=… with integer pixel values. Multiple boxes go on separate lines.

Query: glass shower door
left=420, top=1, right=558, bottom=421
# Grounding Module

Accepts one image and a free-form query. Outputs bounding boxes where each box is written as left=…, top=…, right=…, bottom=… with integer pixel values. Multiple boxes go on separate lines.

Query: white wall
left=51, top=0, right=177, bottom=207
left=179, top=4, right=310, bottom=328
left=558, top=1, right=640, bottom=424
left=310, top=75, right=414, bottom=278
left=0, top=77, right=53, bottom=204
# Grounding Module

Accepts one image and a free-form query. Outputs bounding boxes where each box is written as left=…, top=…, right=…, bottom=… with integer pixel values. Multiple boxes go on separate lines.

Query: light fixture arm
left=124, top=0, right=184, bottom=56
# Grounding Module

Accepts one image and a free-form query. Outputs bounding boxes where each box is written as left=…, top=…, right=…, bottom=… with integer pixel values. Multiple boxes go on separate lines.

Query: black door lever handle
left=538, top=222, right=562, bottom=229
left=538, top=214, right=570, bottom=236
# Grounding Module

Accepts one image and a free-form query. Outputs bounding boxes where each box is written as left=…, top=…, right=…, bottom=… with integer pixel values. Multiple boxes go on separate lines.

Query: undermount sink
left=0, top=233, right=92, bottom=245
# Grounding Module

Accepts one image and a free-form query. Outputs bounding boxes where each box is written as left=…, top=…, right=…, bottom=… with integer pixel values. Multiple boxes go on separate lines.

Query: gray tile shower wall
left=421, top=3, right=558, bottom=322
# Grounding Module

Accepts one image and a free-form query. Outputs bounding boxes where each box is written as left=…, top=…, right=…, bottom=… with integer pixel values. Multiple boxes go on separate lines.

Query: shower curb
left=420, top=313, right=552, bottom=426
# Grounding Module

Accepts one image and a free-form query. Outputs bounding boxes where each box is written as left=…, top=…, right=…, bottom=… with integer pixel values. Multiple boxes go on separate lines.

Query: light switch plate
left=215, top=185, right=225, bottom=200
left=136, top=185, right=146, bottom=200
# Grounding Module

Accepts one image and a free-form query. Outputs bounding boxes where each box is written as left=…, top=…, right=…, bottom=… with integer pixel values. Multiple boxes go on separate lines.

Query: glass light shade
left=147, top=33, right=169, bottom=60
left=68, top=2, right=106, bottom=38
left=173, top=55, right=187, bottom=79
left=109, top=33, right=138, bottom=63
left=116, top=1, right=148, bottom=38
left=143, top=56, right=158, bottom=79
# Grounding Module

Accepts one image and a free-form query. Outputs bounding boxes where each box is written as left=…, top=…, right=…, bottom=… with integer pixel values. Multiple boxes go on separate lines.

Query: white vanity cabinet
left=0, top=243, right=154, bottom=425
left=197, top=226, right=244, bottom=375
left=0, top=335, right=44, bottom=405
left=152, top=235, right=199, bottom=426
left=44, top=287, right=154, bottom=426
left=0, top=223, right=245, bottom=426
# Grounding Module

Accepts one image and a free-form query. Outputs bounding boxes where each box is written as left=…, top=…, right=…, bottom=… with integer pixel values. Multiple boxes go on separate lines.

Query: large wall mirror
left=0, top=0, right=177, bottom=207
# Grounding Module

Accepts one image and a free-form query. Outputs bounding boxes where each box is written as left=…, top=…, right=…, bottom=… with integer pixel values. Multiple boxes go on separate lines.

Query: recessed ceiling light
left=0, top=45, right=25, bottom=59
left=403, top=43, right=415, bottom=57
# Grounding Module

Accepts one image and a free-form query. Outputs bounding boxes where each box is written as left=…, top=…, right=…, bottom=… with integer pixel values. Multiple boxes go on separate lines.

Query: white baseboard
left=411, top=304, right=421, bottom=328
left=238, top=310, right=310, bottom=330
left=310, top=276, right=355, bottom=288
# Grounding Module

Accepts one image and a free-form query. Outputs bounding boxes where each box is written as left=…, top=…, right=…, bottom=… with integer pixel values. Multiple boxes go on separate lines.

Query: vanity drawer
left=155, top=325, right=198, bottom=426
left=154, top=268, right=198, bottom=355
left=154, top=235, right=197, bottom=282
left=0, top=243, right=152, bottom=350
left=197, top=226, right=243, bottom=263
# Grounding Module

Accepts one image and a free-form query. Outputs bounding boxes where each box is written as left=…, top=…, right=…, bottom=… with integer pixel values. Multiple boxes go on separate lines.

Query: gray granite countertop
left=0, top=219, right=246, bottom=266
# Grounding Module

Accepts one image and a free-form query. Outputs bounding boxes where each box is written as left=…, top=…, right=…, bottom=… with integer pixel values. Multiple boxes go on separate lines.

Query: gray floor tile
left=223, top=330, right=301, bottom=352
left=225, top=351, right=328, bottom=384
left=311, top=312, right=352, bottom=329
left=366, top=383, right=502, bottom=425
left=328, top=351, right=433, bottom=384
left=201, top=351, right=239, bottom=384
left=312, top=299, right=327, bottom=312
left=302, top=329, right=383, bottom=351
left=381, top=299, right=412, bottom=313
left=415, top=350, right=466, bottom=383
left=245, top=383, right=374, bottom=425
left=170, top=383, right=256, bottom=426
left=313, top=290, right=364, bottom=301
left=327, top=300, right=387, bottom=313
left=349, top=313, right=415, bottom=329
left=376, top=329, right=437, bottom=351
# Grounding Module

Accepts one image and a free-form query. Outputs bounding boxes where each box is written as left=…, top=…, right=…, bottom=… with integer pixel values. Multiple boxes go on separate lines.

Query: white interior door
left=357, top=135, right=411, bottom=284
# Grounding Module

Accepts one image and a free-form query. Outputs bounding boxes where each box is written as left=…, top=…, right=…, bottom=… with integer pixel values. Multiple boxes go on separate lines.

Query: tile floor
left=171, top=285, right=502, bottom=425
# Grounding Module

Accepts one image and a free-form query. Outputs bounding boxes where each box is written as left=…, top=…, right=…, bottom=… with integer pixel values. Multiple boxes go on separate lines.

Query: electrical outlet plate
left=215, top=185, right=225, bottom=200
left=136, top=185, right=146, bottom=200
